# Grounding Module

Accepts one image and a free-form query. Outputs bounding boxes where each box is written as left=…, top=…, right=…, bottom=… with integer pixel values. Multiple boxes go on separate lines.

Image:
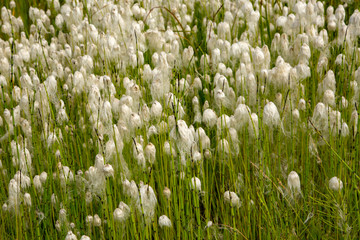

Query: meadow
left=0, top=0, right=360, bottom=239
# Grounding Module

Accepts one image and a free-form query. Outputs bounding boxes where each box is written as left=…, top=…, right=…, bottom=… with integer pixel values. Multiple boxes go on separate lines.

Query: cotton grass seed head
left=113, top=202, right=130, bottom=222
left=144, top=143, right=156, bottom=165
left=158, top=215, right=172, bottom=228
left=137, top=184, right=157, bottom=224
left=224, top=191, right=241, bottom=208
left=93, top=214, right=101, bottom=227
left=288, top=171, right=301, bottom=194
left=329, top=177, right=343, bottom=191
left=86, top=215, right=93, bottom=227
left=263, top=102, right=281, bottom=130
left=202, top=109, right=217, bottom=128
left=163, top=187, right=171, bottom=200
left=190, top=177, right=201, bottom=192
left=65, top=231, right=77, bottom=240
left=23, top=192, right=31, bottom=207
left=103, top=164, right=114, bottom=177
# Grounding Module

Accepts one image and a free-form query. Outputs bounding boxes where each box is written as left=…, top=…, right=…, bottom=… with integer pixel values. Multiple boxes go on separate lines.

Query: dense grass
left=0, top=0, right=360, bottom=239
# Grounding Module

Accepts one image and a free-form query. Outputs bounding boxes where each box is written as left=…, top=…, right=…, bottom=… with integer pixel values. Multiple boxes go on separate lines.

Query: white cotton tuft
left=23, top=193, right=32, bottom=207
left=224, top=191, right=241, bottom=207
left=13, top=171, right=31, bottom=189
left=121, top=182, right=137, bottom=202
left=329, top=176, right=343, bottom=191
left=113, top=202, right=131, bottom=222
left=163, top=141, right=176, bottom=157
left=159, top=215, right=172, bottom=228
left=323, top=89, right=335, bottom=107
left=93, top=214, right=101, bottom=227
left=341, top=122, right=349, bottom=138
left=218, top=138, right=230, bottom=155
left=234, top=104, right=251, bottom=131
left=217, top=114, right=231, bottom=131
left=169, top=120, right=194, bottom=162
left=8, top=179, right=20, bottom=211
left=144, top=143, right=156, bottom=164
left=202, top=109, right=217, bottom=128
left=195, top=127, right=211, bottom=150
left=86, top=215, right=93, bottom=227
left=59, top=165, right=74, bottom=187
left=103, top=164, right=114, bottom=177
left=163, top=187, right=171, bottom=200
left=248, top=113, right=259, bottom=138
left=288, top=171, right=301, bottom=195
left=312, top=102, right=328, bottom=134
left=33, top=175, right=43, bottom=193
left=65, top=231, right=77, bottom=240
left=263, top=102, right=281, bottom=130
left=137, top=184, right=157, bottom=224
left=298, top=99, right=306, bottom=111
left=190, top=177, right=202, bottom=191
left=318, top=70, right=336, bottom=96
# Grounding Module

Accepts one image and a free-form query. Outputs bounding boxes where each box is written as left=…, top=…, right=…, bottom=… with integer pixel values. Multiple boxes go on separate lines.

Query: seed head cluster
left=0, top=0, right=358, bottom=239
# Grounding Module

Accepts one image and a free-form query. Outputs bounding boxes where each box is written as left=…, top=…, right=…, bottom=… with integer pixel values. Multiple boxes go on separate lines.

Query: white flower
left=163, top=141, right=176, bottom=157
left=218, top=138, right=230, bottom=155
left=252, top=47, right=265, bottom=71
left=145, top=29, right=165, bottom=52
left=85, top=166, right=106, bottom=195
left=217, top=114, right=231, bottom=131
left=137, top=184, right=157, bottom=224
left=59, top=208, right=67, bottom=224
left=8, top=179, right=20, bottom=211
left=113, top=202, right=131, bottom=222
left=298, top=99, right=306, bottom=111
left=205, top=221, right=213, bottom=229
left=288, top=171, right=301, bottom=194
left=182, top=46, right=194, bottom=66
left=323, top=90, right=335, bottom=107
left=195, top=127, right=210, bottom=150
left=23, top=193, right=32, bottom=207
left=33, top=175, right=43, bottom=193
left=190, top=177, right=201, bottom=191
left=122, top=179, right=139, bottom=201
left=59, top=165, right=74, bottom=187
left=93, top=214, right=101, bottom=227
left=2, top=203, right=7, bottom=212
left=329, top=177, right=343, bottom=191
left=144, top=143, right=156, bottom=164
left=103, top=164, right=114, bottom=177
left=341, top=96, right=348, bottom=109
left=234, top=104, right=251, bottom=131
left=129, top=113, right=142, bottom=131
left=299, top=43, right=311, bottom=63
left=65, top=231, right=77, bottom=240
left=86, top=215, right=93, bottom=226
left=158, top=215, right=172, bottom=228
left=202, top=109, right=217, bottom=128
left=170, top=120, right=194, bottom=159
left=318, top=70, right=336, bottom=96
left=163, top=187, right=171, bottom=200
left=55, top=14, right=64, bottom=28
left=263, top=102, right=281, bottom=130
left=224, top=191, right=241, bottom=208
left=341, top=122, right=349, bottom=138
left=13, top=171, right=31, bottom=189
left=248, top=113, right=259, bottom=138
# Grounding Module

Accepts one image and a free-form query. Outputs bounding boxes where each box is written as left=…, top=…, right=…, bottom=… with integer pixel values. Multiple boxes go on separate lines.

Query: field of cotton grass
left=1, top=0, right=360, bottom=239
